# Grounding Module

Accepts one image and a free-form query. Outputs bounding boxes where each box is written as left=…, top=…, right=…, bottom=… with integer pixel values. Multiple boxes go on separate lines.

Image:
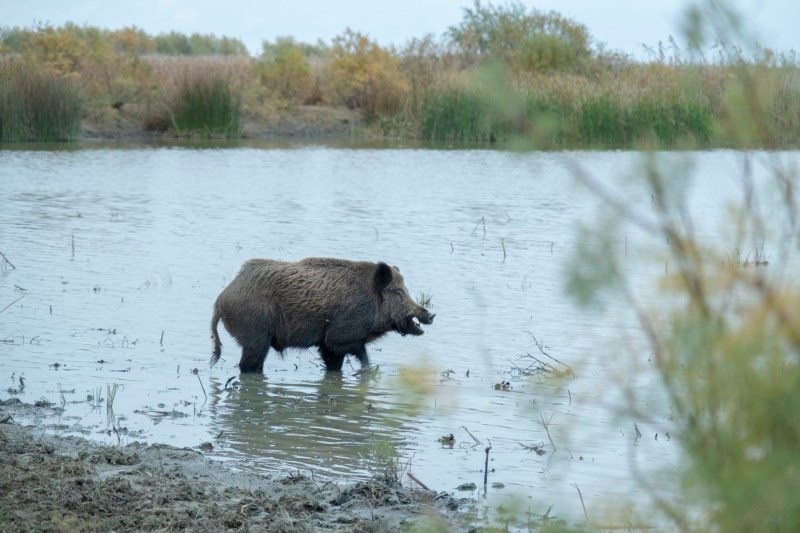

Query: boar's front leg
left=319, top=342, right=368, bottom=371
left=319, top=346, right=345, bottom=371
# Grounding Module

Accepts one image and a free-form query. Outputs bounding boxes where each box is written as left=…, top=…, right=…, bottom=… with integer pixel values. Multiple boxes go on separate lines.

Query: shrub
left=257, top=37, right=314, bottom=103
left=328, top=29, right=407, bottom=120
left=446, top=0, right=593, bottom=71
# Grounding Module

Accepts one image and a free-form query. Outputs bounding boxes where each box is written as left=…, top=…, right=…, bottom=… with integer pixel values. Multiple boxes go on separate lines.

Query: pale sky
left=2, top=0, right=798, bottom=58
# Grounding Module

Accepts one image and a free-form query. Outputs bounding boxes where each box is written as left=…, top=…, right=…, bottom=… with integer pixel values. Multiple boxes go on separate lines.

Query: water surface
left=2, top=143, right=796, bottom=523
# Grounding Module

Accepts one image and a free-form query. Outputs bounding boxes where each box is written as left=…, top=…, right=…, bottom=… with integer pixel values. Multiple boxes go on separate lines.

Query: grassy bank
left=1, top=7, right=798, bottom=146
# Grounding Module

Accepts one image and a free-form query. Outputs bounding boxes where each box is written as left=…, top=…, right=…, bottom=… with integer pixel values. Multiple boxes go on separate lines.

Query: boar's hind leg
left=239, top=341, right=270, bottom=373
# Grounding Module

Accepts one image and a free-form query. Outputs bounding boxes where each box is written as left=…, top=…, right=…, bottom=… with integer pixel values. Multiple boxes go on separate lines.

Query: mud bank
left=0, top=398, right=467, bottom=532
left=80, top=104, right=364, bottom=141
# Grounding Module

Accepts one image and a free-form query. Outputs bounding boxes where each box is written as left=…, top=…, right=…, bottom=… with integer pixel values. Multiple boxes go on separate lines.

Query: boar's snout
left=398, top=307, right=435, bottom=336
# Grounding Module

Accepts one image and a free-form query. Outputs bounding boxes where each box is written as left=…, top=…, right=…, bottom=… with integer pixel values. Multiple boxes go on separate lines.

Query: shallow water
left=2, top=142, right=797, bottom=523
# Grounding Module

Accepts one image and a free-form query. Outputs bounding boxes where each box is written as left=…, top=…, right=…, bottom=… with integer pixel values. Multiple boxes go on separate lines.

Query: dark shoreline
left=0, top=397, right=467, bottom=532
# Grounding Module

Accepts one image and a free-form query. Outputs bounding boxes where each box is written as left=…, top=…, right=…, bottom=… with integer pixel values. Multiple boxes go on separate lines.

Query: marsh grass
left=146, top=56, right=248, bottom=138
left=172, top=75, right=241, bottom=137
left=416, top=290, right=432, bottom=308
left=358, top=437, right=408, bottom=488
left=0, top=60, right=82, bottom=142
left=415, top=68, right=719, bottom=146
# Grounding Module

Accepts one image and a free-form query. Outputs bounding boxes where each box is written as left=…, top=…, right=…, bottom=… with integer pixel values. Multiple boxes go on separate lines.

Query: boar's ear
left=374, top=262, right=393, bottom=291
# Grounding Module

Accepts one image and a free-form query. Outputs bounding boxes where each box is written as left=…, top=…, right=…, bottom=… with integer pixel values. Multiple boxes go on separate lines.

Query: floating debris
left=437, top=433, right=455, bottom=447
left=493, top=380, right=512, bottom=391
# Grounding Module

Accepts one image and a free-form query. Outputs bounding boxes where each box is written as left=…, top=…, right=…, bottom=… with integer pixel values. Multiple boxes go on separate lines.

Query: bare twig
left=519, top=441, right=547, bottom=455
left=197, top=374, right=207, bottom=404
left=571, top=483, right=589, bottom=522
left=352, top=364, right=381, bottom=377
left=0, top=295, right=26, bottom=314
left=540, top=412, right=557, bottom=452
left=407, top=472, right=430, bottom=491
left=0, top=250, right=16, bottom=270
left=525, top=332, right=573, bottom=371
left=459, top=425, right=481, bottom=445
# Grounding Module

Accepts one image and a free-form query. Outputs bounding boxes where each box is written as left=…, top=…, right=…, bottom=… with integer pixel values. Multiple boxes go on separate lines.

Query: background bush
left=0, top=2, right=797, bottom=146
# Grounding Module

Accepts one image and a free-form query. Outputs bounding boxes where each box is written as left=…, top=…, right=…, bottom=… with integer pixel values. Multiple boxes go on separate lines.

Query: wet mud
left=0, top=398, right=467, bottom=532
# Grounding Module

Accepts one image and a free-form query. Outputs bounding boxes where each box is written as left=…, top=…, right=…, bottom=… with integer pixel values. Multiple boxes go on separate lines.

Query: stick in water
left=0, top=250, right=16, bottom=270
left=407, top=473, right=430, bottom=491
left=483, top=439, right=492, bottom=488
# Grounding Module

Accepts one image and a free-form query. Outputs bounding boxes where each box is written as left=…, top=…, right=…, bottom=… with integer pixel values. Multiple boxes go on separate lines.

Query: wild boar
left=210, top=257, right=435, bottom=372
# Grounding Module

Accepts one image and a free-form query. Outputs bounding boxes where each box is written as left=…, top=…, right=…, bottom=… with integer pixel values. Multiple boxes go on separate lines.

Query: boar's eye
left=392, top=288, right=404, bottom=297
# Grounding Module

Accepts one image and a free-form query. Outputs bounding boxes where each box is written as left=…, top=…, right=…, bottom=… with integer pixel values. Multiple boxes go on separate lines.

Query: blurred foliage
left=0, top=24, right=247, bottom=57
left=569, top=148, right=800, bottom=531
left=153, top=31, right=248, bottom=56
left=565, top=3, right=800, bottom=530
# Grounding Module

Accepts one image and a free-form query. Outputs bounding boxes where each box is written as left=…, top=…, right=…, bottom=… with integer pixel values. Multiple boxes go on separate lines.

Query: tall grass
left=577, top=93, right=713, bottom=146
left=0, top=60, right=82, bottom=142
left=173, top=76, right=242, bottom=137
left=146, top=56, right=248, bottom=138
left=419, top=87, right=492, bottom=142
left=417, top=82, right=714, bottom=147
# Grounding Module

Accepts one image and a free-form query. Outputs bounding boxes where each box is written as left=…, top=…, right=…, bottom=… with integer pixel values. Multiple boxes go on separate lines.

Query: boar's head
left=375, top=262, right=435, bottom=336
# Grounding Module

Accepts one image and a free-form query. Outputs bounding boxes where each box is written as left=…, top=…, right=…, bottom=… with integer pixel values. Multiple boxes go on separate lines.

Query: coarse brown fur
left=211, top=257, right=434, bottom=372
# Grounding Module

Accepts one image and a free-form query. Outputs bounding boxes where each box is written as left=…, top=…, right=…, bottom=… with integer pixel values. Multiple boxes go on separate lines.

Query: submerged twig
left=540, top=412, right=557, bottom=452
left=0, top=295, right=26, bottom=315
left=0, top=250, right=16, bottom=270
left=197, top=373, right=207, bottom=404
left=352, top=364, right=381, bottom=377
left=483, top=439, right=492, bottom=489
left=107, top=384, right=121, bottom=410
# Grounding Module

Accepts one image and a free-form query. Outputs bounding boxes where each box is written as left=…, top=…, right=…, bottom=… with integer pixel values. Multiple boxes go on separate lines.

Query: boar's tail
left=210, top=305, right=222, bottom=367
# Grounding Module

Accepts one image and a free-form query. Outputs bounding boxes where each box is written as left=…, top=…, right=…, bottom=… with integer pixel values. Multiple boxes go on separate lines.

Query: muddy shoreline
left=80, top=104, right=365, bottom=142
left=0, top=398, right=469, bottom=532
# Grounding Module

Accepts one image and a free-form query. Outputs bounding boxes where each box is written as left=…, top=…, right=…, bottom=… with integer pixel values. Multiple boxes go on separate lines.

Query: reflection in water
left=206, top=372, right=413, bottom=478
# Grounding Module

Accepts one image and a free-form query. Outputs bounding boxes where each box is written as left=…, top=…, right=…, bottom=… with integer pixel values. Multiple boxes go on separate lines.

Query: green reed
left=172, top=75, right=242, bottom=138
left=416, top=81, right=715, bottom=147
left=576, top=94, right=713, bottom=147
left=0, top=61, right=83, bottom=142
left=418, top=86, right=530, bottom=142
